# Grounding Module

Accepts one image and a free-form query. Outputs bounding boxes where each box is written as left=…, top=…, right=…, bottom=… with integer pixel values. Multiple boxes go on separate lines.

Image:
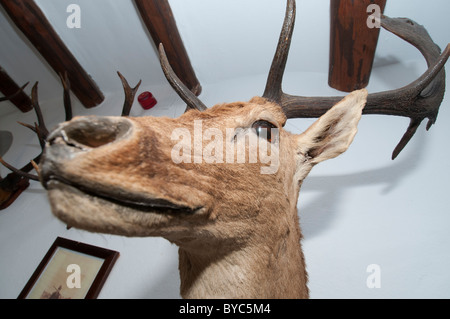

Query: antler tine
left=158, top=43, right=207, bottom=112
left=118, top=71, right=142, bottom=117
left=34, top=122, right=46, bottom=151
left=262, top=0, right=295, bottom=103
left=0, top=82, right=29, bottom=102
left=0, top=80, right=55, bottom=186
left=16, top=122, right=46, bottom=151
left=0, top=157, right=40, bottom=181
left=58, top=72, right=73, bottom=121
left=372, top=42, right=449, bottom=159
left=31, top=82, right=49, bottom=139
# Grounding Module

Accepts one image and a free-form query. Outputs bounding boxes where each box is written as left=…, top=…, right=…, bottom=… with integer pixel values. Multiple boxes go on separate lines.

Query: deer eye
left=252, top=120, right=277, bottom=143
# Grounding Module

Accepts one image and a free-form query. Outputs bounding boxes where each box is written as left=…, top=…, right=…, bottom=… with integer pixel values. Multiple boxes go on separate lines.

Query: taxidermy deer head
left=2, top=0, right=449, bottom=298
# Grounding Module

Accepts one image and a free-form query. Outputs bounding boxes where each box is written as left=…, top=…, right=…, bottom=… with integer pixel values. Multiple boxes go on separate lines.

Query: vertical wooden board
left=329, top=0, right=387, bottom=92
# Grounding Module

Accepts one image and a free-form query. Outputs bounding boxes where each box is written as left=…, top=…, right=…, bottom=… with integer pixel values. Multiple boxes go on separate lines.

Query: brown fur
left=40, top=89, right=367, bottom=298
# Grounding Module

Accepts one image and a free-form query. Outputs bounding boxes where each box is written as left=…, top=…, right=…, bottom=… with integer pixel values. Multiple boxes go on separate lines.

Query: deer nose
left=40, top=116, right=133, bottom=186
left=46, top=116, right=133, bottom=151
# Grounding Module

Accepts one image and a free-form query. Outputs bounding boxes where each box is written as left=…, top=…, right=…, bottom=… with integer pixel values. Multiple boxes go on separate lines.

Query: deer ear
left=296, top=89, right=367, bottom=165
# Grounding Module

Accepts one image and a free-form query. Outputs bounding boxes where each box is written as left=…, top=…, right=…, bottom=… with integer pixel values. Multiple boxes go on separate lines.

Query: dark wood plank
left=0, top=0, right=104, bottom=108
left=0, top=66, right=32, bottom=112
left=328, top=0, right=387, bottom=92
left=134, top=0, right=202, bottom=96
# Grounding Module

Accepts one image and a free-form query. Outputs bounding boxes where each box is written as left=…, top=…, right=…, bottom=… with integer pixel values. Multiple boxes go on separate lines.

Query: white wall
left=0, top=0, right=449, bottom=299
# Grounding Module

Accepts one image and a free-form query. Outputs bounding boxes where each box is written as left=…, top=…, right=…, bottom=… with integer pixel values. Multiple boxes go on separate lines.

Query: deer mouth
left=44, top=177, right=201, bottom=215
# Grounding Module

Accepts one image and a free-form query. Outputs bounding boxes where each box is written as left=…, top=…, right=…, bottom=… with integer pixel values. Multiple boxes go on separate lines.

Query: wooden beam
left=328, top=0, right=387, bottom=92
left=0, top=0, right=104, bottom=108
left=0, top=66, right=32, bottom=112
left=134, top=0, right=202, bottom=96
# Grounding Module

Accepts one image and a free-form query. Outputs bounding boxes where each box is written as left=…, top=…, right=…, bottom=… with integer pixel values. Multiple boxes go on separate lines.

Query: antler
left=262, top=0, right=296, bottom=103
left=0, top=81, right=29, bottom=102
left=1, top=82, right=50, bottom=183
left=59, top=72, right=73, bottom=121
left=118, top=71, right=142, bottom=116
left=0, top=72, right=141, bottom=209
left=0, top=84, right=35, bottom=209
left=263, top=0, right=449, bottom=159
left=158, top=43, right=207, bottom=112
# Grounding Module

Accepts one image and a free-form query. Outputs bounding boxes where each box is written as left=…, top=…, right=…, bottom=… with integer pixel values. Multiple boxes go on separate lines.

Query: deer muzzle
left=40, top=116, right=200, bottom=215
left=40, top=116, right=133, bottom=189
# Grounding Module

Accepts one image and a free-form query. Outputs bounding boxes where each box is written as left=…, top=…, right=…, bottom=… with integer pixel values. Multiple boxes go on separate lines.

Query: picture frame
left=18, top=237, right=119, bottom=299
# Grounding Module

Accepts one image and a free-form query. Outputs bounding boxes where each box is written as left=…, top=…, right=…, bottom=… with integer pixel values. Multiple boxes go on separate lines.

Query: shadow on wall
left=299, top=124, right=427, bottom=240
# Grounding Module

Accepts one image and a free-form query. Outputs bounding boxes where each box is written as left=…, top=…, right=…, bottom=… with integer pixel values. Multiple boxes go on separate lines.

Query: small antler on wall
left=0, top=82, right=32, bottom=209
left=0, top=72, right=141, bottom=209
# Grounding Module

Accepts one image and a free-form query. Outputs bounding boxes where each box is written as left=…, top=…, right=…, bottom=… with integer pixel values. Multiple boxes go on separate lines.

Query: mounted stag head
left=2, top=0, right=449, bottom=298
left=40, top=89, right=366, bottom=298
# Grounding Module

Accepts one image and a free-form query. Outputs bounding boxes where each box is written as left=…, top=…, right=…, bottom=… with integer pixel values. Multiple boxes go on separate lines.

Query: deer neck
left=177, top=203, right=308, bottom=299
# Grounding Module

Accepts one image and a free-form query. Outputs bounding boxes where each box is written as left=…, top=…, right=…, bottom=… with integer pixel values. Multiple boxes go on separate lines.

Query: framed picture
left=18, top=237, right=119, bottom=299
